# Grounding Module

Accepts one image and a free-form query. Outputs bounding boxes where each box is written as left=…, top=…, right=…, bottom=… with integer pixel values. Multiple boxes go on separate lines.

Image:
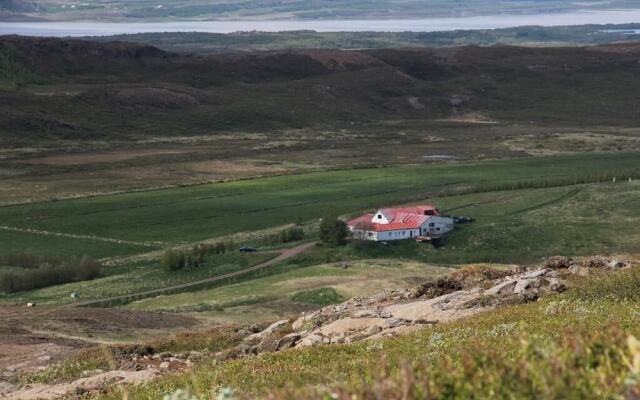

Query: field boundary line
left=0, top=225, right=164, bottom=248
left=69, top=241, right=318, bottom=308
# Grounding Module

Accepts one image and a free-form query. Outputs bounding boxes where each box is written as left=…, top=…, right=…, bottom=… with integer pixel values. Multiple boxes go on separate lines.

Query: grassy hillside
left=69, top=265, right=640, bottom=399
left=3, top=37, right=640, bottom=147
left=94, top=25, right=640, bottom=54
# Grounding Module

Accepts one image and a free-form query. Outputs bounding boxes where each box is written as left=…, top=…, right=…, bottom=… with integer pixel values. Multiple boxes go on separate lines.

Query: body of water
left=1, top=9, right=640, bottom=36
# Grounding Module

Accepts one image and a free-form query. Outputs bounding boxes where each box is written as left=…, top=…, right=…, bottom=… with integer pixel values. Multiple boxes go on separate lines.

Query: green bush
left=161, top=242, right=234, bottom=272
left=291, top=287, right=346, bottom=306
left=319, top=210, right=348, bottom=247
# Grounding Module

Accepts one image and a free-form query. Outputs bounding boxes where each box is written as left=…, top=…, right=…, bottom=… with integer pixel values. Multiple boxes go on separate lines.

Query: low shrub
left=161, top=242, right=233, bottom=272
left=291, top=287, right=346, bottom=306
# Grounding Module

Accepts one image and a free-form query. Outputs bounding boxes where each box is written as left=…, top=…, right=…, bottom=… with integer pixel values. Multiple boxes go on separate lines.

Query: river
left=1, top=9, right=640, bottom=36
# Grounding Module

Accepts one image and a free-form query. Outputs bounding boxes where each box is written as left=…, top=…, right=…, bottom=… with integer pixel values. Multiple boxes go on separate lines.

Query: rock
left=244, top=320, right=289, bottom=342
left=379, top=310, right=392, bottom=318
left=582, top=256, right=609, bottom=269
left=509, top=265, right=527, bottom=274
left=276, top=333, right=301, bottom=351
left=384, top=289, right=486, bottom=323
left=543, top=256, right=573, bottom=269
left=520, top=268, right=549, bottom=279
left=187, top=351, right=204, bottom=360
left=485, top=279, right=517, bottom=296
left=352, top=309, right=378, bottom=318
left=159, top=362, right=170, bottom=370
left=292, top=312, right=318, bottom=331
left=609, top=259, right=628, bottom=269
left=568, top=265, right=590, bottom=276
left=0, top=382, right=17, bottom=394
left=296, top=334, right=324, bottom=348
left=316, top=317, right=388, bottom=339
left=386, top=318, right=409, bottom=328
left=513, top=279, right=536, bottom=295
left=81, top=369, right=104, bottom=377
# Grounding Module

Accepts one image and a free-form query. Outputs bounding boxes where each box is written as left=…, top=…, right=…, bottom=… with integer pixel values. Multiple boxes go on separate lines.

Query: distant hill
left=89, top=25, right=640, bottom=54
left=0, top=0, right=35, bottom=12
left=3, top=0, right=637, bottom=21
left=2, top=35, right=640, bottom=143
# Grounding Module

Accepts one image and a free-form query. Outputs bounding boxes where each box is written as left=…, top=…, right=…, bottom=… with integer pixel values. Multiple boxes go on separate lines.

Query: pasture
left=124, top=260, right=455, bottom=324
left=0, top=252, right=273, bottom=305
left=0, top=152, right=638, bottom=258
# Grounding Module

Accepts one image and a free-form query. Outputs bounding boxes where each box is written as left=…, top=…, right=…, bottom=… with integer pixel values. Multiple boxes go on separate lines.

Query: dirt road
left=71, top=241, right=318, bottom=308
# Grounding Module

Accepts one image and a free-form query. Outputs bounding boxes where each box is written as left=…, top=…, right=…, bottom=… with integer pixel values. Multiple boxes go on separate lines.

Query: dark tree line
left=0, top=254, right=101, bottom=293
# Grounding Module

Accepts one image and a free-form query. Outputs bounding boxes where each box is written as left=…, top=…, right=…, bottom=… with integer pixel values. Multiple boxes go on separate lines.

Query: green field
left=0, top=229, right=154, bottom=259
left=0, top=251, right=273, bottom=305
left=334, top=182, right=640, bottom=264
left=124, top=260, right=453, bottom=323
left=0, top=152, right=638, bottom=258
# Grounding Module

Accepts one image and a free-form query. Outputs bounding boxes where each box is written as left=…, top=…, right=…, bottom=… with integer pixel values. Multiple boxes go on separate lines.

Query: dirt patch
left=19, top=149, right=189, bottom=166
left=0, top=306, right=199, bottom=373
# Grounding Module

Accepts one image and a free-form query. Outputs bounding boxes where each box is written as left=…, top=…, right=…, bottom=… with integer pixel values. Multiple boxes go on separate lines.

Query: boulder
left=276, top=333, right=301, bottom=351
left=296, top=333, right=324, bottom=348
left=543, top=256, right=573, bottom=269
left=485, top=279, right=517, bottom=296
left=245, top=320, right=289, bottom=342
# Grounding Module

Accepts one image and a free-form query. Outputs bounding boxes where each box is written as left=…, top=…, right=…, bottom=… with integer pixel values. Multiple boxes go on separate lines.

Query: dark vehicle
left=444, top=215, right=475, bottom=224
left=239, top=246, right=258, bottom=253
left=453, top=216, right=475, bottom=224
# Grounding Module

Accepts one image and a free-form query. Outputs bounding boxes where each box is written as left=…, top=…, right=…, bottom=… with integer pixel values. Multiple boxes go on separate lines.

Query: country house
left=347, top=205, right=454, bottom=242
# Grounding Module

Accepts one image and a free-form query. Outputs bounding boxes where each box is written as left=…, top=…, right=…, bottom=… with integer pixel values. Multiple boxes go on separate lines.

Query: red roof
left=347, top=205, right=439, bottom=232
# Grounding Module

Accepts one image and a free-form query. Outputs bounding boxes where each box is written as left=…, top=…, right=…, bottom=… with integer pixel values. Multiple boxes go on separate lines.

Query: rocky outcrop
left=240, top=257, right=634, bottom=353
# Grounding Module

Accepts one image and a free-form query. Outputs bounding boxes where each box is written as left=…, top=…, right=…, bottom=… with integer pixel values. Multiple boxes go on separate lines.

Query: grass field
left=0, top=229, right=154, bottom=259
left=0, top=152, right=638, bottom=258
left=0, top=252, right=273, bottom=305
left=124, top=260, right=454, bottom=323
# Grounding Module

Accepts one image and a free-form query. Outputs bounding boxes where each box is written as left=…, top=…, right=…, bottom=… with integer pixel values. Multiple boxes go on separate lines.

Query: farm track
left=70, top=241, right=317, bottom=308
left=100, top=223, right=303, bottom=265
left=0, top=224, right=164, bottom=248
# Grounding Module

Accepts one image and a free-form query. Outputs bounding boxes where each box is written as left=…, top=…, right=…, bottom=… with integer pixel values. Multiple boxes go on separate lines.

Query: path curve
left=70, top=241, right=318, bottom=308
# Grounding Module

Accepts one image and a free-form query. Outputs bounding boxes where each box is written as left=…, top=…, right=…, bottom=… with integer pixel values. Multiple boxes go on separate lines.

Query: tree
left=319, top=209, right=348, bottom=247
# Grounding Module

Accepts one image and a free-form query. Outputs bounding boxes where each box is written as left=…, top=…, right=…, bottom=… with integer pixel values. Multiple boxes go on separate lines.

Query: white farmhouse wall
left=372, top=210, right=391, bottom=224
left=376, top=228, right=419, bottom=241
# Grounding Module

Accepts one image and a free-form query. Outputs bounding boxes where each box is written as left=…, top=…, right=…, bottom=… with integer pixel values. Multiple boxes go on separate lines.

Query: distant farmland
left=0, top=152, right=638, bottom=258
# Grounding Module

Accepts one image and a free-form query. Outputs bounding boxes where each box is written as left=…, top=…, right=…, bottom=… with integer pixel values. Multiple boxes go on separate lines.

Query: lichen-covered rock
left=544, top=256, right=574, bottom=269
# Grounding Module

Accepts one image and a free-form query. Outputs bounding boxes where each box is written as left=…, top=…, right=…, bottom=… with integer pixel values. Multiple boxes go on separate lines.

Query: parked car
left=239, top=246, right=258, bottom=253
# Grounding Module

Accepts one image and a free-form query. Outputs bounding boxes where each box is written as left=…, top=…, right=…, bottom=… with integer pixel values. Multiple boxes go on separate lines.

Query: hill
left=3, top=36, right=640, bottom=141
left=2, top=36, right=640, bottom=202
left=2, top=0, right=636, bottom=21
left=90, top=25, right=640, bottom=54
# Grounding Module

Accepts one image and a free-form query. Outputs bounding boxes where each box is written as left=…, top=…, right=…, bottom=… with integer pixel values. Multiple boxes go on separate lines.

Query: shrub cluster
left=0, top=254, right=101, bottom=293
left=262, top=227, right=305, bottom=245
left=320, top=210, right=348, bottom=247
left=161, top=242, right=232, bottom=272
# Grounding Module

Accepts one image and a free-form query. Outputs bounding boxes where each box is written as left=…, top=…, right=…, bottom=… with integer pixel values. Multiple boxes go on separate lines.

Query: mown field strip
left=0, top=225, right=165, bottom=248
left=71, top=242, right=317, bottom=308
